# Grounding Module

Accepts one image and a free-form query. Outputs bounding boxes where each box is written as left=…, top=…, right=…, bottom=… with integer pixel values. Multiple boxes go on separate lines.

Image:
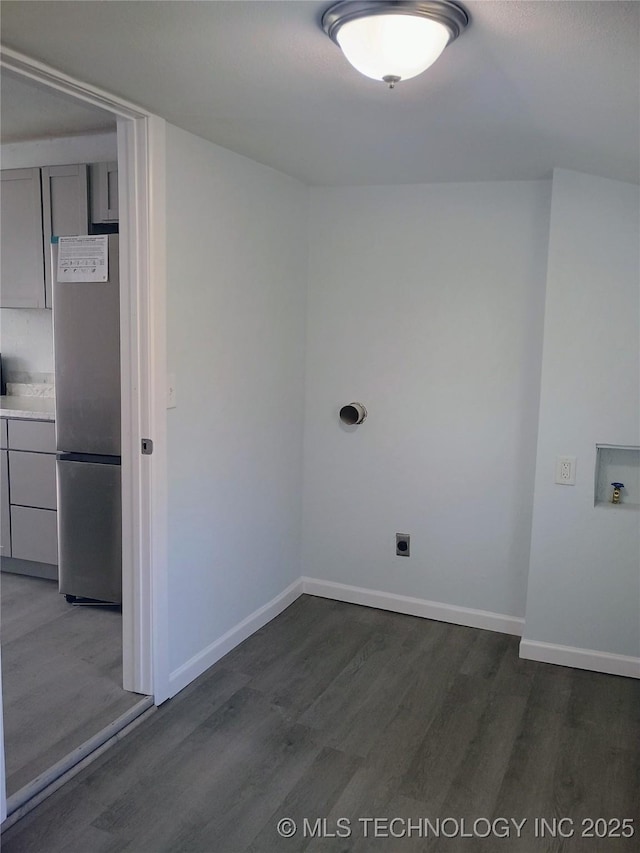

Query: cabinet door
left=1, top=450, right=10, bottom=556
left=90, top=161, right=119, bottom=223
left=0, top=168, right=45, bottom=308
left=42, top=164, right=89, bottom=308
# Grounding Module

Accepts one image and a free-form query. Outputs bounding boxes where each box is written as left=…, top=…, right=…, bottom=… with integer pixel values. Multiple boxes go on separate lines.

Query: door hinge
left=141, top=438, right=154, bottom=455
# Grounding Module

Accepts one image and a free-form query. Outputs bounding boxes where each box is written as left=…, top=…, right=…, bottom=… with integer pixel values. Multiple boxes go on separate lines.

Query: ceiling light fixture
left=322, top=0, right=469, bottom=88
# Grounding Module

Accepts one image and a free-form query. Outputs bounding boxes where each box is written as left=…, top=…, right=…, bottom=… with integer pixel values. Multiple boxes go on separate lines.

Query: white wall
left=165, top=125, right=308, bottom=681
left=0, top=132, right=118, bottom=381
left=302, top=181, right=551, bottom=621
left=523, top=170, right=640, bottom=661
left=0, top=308, right=54, bottom=378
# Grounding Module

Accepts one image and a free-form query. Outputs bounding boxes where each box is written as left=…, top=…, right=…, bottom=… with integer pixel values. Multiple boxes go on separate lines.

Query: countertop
left=0, top=396, right=55, bottom=421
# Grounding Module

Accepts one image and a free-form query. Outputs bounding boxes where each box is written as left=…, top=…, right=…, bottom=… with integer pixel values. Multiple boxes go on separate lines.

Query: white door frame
left=0, top=47, right=170, bottom=819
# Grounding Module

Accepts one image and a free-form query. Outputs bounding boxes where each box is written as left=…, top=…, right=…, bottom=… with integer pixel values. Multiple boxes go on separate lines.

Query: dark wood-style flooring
left=2, top=594, right=639, bottom=851
left=1, top=573, right=143, bottom=796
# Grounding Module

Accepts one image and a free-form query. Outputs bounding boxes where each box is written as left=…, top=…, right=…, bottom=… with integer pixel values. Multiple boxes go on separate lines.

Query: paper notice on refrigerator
left=57, top=235, right=108, bottom=282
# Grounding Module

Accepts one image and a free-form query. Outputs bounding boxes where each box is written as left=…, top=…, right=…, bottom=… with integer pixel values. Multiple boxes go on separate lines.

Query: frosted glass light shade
left=322, top=2, right=469, bottom=87
left=336, top=14, right=450, bottom=82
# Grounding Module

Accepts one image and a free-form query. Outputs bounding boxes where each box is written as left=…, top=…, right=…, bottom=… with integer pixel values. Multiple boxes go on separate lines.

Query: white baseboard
left=301, top=577, right=525, bottom=637
left=519, top=639, right=640, bottom=679
left=168, top=578, right=304, bottom=696
left=167, top=576, right=636, bottom=697
left=168, top=576, right=523, bottom=698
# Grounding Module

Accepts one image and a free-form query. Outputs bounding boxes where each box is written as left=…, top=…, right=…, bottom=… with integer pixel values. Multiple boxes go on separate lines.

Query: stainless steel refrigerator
left=52, top=234, right=122, bottom=604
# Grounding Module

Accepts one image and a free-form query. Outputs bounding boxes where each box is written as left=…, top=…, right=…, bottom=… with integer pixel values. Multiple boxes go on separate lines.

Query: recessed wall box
left=595, top=445, right=639, bottom=509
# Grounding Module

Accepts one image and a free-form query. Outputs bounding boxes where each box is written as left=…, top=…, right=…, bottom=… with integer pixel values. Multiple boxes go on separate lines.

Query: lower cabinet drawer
left=9, top=450, right=57, bottom=509
left=10, top=505, right=58, bottom=565
left=8, top=419, right=56, bottom=453
left=1, top=450, right=10, bottom=556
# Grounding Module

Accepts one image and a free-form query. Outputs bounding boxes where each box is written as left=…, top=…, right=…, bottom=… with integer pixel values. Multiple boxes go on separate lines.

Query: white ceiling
left=1, top=1, right=638, bottom=186
left=1, top=71, right=116, bottom=143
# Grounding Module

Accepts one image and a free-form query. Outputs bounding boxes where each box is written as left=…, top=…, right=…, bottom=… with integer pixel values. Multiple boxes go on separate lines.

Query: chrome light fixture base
left=322, top=1, right=469, bottom=47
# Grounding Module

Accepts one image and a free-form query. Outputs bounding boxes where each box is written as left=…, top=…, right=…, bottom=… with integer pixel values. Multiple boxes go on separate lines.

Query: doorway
left=0, top=47, right=168, bottom=823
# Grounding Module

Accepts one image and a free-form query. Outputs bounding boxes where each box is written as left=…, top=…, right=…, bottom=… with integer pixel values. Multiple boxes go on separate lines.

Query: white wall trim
left=168, top=580, right=304, bottom=696
left=117, top=114, right=169, bottom=702
left=301, top=577, right=525, bottom=636
left=0, top=46, right=154, bottom=119
left=145, top=116, right=170, bottom=704
left=520, top=639, right=640, bottom=679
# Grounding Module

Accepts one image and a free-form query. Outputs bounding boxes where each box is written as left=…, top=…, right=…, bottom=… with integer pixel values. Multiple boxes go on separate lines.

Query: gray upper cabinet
left=1, top=163, right=117, bottom=309
left=42, top=164, right=89, bottom=308
left=90, top=161, right=118, bottom=223
left=0, top=168, right=46, bottom=308
left=0, top=164, right=89, bottom=309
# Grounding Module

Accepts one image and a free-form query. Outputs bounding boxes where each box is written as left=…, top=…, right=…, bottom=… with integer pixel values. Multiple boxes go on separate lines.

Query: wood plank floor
left=2, top=594, right=639, bottom=852
left=1, top=573, right=144, bottom=796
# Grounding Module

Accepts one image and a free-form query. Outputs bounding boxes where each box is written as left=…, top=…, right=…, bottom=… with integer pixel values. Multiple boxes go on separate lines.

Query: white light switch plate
left=555, top=455, right=576, bottom=485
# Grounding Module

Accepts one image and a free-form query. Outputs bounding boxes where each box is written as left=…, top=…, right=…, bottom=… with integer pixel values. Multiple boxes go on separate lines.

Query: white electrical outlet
left=555, top=456, right=576, bottom=485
